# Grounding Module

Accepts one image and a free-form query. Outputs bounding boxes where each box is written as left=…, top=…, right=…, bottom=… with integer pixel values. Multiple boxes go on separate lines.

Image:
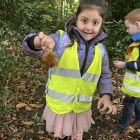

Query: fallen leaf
left=29, top=103, right=43, bottom=108
left=16, top=103, right=27, bottom=109
left=127, top=126, right=135, bottom=133
left=25, top=105, right=32, bottom=111
left=21, top=120, right=34, bottom=125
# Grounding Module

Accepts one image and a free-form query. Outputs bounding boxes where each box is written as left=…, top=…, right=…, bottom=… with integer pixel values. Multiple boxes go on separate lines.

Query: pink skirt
left=42, top=105, right=94, bottom=139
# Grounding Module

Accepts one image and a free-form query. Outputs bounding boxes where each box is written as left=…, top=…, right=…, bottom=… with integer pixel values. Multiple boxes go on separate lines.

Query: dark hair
left=66, top=0, right=106, bottom=42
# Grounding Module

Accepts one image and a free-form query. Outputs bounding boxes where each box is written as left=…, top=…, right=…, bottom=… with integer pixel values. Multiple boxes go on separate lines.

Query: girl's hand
left=34, top=32, right=55, bottom=52
left=97, top=95, right=117, bottom=115
left=39, top=32, right=55, bottom=52
left=113, top=60, right=125, bottom=69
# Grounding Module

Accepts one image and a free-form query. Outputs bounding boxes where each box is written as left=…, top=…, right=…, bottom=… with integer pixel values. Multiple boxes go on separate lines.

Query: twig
left=3, top=124, right=12, bottom=134
left=5, top=73, right=11, bottom=89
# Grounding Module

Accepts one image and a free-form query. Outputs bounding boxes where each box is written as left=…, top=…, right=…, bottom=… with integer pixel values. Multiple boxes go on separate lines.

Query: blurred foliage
left=0, top=0, right=79, bottom=43
left=106, top=0, right=140, bottom=20
left=103, top=20, right=130, bottom=61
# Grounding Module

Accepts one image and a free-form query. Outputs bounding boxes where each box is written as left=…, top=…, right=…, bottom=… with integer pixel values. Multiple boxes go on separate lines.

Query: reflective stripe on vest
left=45, top=30, right=102, bottom=114
left=122, top=46, right=140, bottom=97
left=47, top=89, right=93, bottom=102
left=123, top=83, right=140, bottom=93
left=51, top=67, right=100, bottom=82
left=125, top=72, right=140, bottom=81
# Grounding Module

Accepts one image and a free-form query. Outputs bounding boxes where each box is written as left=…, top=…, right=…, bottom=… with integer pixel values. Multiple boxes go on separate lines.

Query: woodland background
left=0, top=0, right=140, bottom=139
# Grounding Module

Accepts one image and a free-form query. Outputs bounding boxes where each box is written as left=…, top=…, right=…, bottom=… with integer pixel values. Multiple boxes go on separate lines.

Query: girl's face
left=76, top=9, right=103, bottom=41
left=125, top=19, right=140, bottom=35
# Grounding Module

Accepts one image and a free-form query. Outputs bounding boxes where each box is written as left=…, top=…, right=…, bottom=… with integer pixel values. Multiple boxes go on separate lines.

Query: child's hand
left=38, top=32, right=58, bottom=68
left=34, top=32, right=55, bottom=52
left=113, top=60, right=125, bottom=69
left=39, top=32, right=55, bottom=52
left=97, top=95, right=117, bottom=115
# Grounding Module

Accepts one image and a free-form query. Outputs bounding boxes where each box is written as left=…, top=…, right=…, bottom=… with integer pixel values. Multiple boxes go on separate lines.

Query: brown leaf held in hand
left=42, top=52, right=58, bottom=68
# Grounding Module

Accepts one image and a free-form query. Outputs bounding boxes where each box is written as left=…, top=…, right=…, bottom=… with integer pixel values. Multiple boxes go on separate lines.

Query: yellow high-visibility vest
left=122, top=42, right=140, bottom=97
left=46, top=30, right=102, bottom=114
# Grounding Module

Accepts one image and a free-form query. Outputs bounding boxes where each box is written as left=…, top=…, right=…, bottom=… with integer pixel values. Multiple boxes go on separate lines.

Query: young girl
left=23, top=1, right=117, bottom=140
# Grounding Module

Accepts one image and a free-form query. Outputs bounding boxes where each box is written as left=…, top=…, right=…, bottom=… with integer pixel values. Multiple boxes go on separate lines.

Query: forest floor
left=0, top=44, right=140, bottom=140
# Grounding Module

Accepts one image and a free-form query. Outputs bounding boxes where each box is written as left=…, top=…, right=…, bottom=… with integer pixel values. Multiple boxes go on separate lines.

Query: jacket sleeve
left=125, top=61, right=140, bottom=71
left=97, top=45, right=113, bottom=98
left=22, top=33, right=44, bottom=58
left=22, top=31, right=61, bottom=58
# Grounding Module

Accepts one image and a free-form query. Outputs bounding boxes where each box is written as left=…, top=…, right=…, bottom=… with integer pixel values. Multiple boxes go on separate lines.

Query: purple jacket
left=23, top=27, right=113, bottom=96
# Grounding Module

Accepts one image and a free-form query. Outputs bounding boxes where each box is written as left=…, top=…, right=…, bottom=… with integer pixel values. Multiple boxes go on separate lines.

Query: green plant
left=103, top=20, right=129, bottom=61
left=106, top=0, right=140, bottom=20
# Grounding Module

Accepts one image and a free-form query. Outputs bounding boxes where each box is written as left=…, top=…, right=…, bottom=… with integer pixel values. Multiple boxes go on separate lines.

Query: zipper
left=81, top=41, right=88, bottom=76
left=75, top=29, right=89, bottom=76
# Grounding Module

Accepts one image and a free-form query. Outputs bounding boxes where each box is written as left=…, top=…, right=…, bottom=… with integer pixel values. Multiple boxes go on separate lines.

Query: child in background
left=113, top=9, right=140, bottom=133
left=23, top=0, right=117, bottom=139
